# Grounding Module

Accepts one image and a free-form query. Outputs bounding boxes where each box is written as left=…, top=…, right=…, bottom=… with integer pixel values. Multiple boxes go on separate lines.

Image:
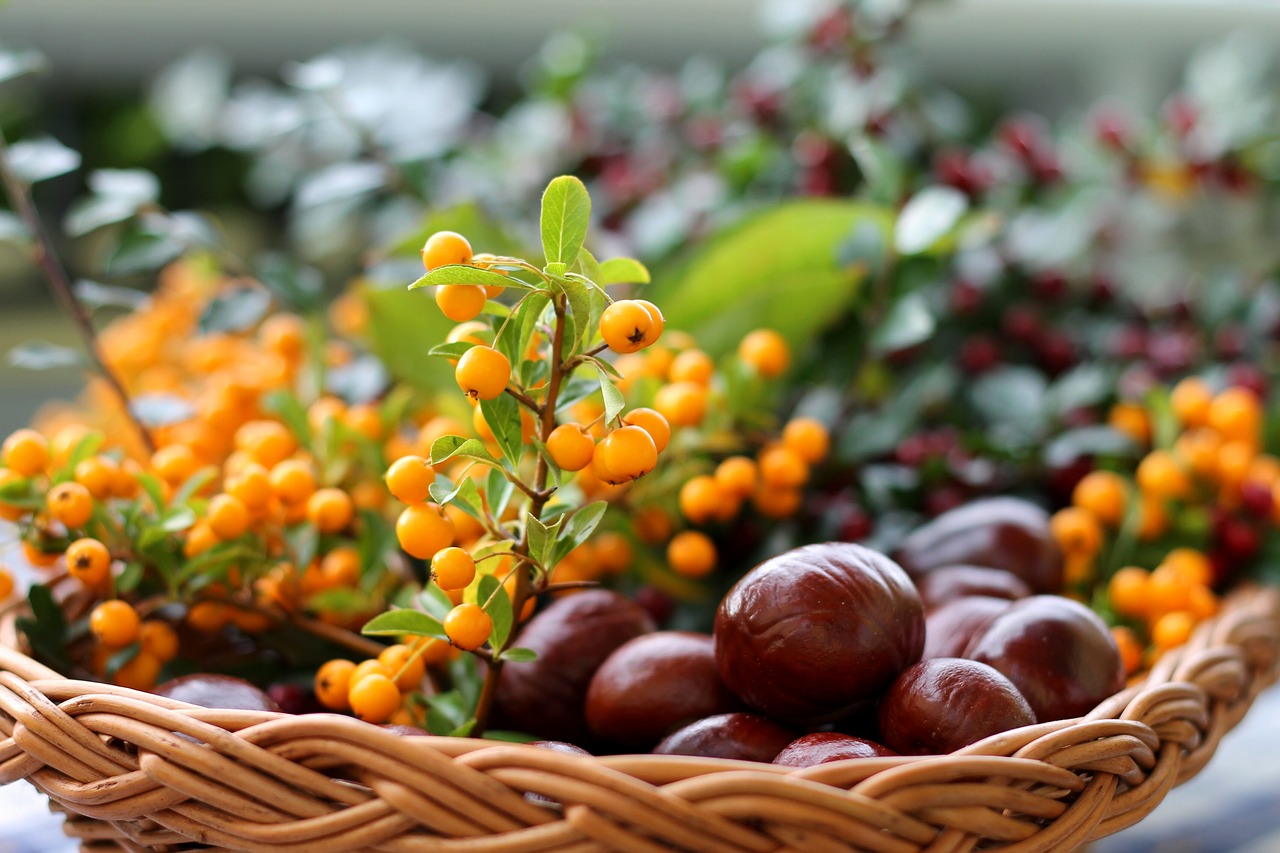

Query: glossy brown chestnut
left=964, top=595, right=1125, bottom=722
left=653, top=712, right=797, bottom=763
left=714, top=542, right=924, bottom=724
left=585, top=632, right=740, bottom=750
left=916, top=565, right=1031, bottom=611
left=493, top=590, right=654, bottom=743
left=772, top=732, right=897, bottom=767
left=877, top=657, right=1035, bottom=754
left=893, top=497, right=1064, bottom=593
left=922, top=595, right=1013, bottom=660
left=154, top=674, right=280, bottom=712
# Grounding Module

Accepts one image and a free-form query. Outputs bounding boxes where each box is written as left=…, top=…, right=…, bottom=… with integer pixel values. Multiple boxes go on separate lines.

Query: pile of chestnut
left=495, top=498, right=1126, bottom=766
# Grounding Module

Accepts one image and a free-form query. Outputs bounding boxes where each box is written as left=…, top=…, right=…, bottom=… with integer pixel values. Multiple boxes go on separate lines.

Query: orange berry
left=315, top=659, right=356, bottom=710
left=1049, top=507, right=1103, bottom=558
left=621, top=408, right=671, bottom=455
left=49, top=425, right=96, bottom=467
left=714, top=456, right=758, bottom=499
left=1147, top=564, right=1191, bottom=615
left=679, top=475, right=726, bottom=525
left=635, top=301, right=665, bottom=340
left=47, top=481, right=94, bottom=529
left=90, top=600, right=141, bottom=647
left=396, top=502, right=455, bottom=560
left=1160, top=548, right=1212, bottom=586
left=653, top=382, right=707, bottom=428
left=418, top=638, right=452, bottom=665
left=758, top=445, right=809, bottom=489
left=2, top=429, right=49, bottom=477
left=74, top=456, right=118, bottom=500
left=1108, top=403, right=1151, bottom=446
left=306, top=488, right=354, bottom=534
left=384, top=455, right=437, bottom=504
left=1111, top=626, right=1144, bottom=676
left=600, top=299, right=662, bottom=354
left=594, top=532, right=633, bottom=575
left=1135, top=450, right=1190, bottom=500
left=259, top=312, right=307, bottom=362
left=454, top=345, right=510, bottom=401
left=378, top=644, right=427, bottom=692
left=235, top=420, right=297, bottom=468
left=308, top=397, right=347, bottom=432
left=1137, top=496, right=1169, bottom=541
left=752, top=486, right=802, bottom=519
left=139, top=620, right=180, bottom=662
left=782, top=418, right=830, bottom=464
left=186, top=601, right=231, bottom=634
left=595, top=426, right=657, bottom=485
left=270, top=459, right=318, bottom=505
left=1151, top=610, right=1196, bottom=651
left=669, top=349, right=714, bottom=385
left=1207, top=387, right=1262, bottom=444
left=343, top=404, right=384, bottom=442
left=1170, top=377, right=1212, bottom=428
left=1187, top=584, right=1219, bottom=620
left=1107, top=566, right=1150, bottom=619
left=1214, top=440, right=1255, bottom=491
left=66, top=538, right=111, bottom=586
left=184, top=521, right=219, bottom=557
left=633, top=506, right=673, bottom=545
left=667, top=530, right=717, bottom=578
left=207, top=493, right=251, bottom=540
left=22, top=540, right=58, bottom=568
left=546, top=424, right=595, bottom=472
left=348, top=673, right=401, bottom=723
left=226, top=462, right=273, bottom=511
left=1071, top=470, right=1129, bottom=527
left=421, top=230, right=473, bottom=271
left=1245, top=455, right=1280, bottom=489
left=113, top=651, right=162, bottom=691
left=0, top=468, right=27, bottom=521
left=0, top=568, right=13, bottom=601
left=151, top=443, right=199, bottom=486
left=434, top=285, right=487, bottom=322
left=351, top=659, right=393, bottom=685
left=1174, top=428, right=1221, bottom=479
left=431, top=547, right=476, bottom=590
left=738, top=329, right=790, bottom=378
left=444, top=603, right=492, bottom=650
left=321, top=547, right=362, bottom=587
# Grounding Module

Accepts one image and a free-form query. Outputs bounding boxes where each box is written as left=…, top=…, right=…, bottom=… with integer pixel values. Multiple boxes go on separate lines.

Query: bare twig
left=0, top=129, right=155, bottom=453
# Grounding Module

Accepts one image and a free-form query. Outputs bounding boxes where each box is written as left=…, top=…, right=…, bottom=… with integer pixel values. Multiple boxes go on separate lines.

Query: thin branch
left=503, top=385, right=542, bottom=415
left=0, top=129, right=155, bottom=453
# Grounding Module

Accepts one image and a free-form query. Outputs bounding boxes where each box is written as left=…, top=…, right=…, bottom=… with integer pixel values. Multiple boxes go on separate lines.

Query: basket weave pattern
left=1, top=587, right=1277, bottom=853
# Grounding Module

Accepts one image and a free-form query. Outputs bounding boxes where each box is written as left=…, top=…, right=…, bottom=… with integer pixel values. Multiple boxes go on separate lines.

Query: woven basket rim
left=2, top=584, right=1278, bottom=853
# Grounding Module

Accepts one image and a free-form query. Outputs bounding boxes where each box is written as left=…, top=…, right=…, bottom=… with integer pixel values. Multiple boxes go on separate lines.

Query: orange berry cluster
left=314, top=639, right=449, bottom=724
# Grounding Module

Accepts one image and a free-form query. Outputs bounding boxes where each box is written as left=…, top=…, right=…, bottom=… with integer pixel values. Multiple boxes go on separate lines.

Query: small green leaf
left=16, top=584, right=69, bottom=673
left=480, top=391, right=525, bottom=466
left=419, top=585, right=455, bottom=620
left=262, top=389, right=313, bottom=447
left=545, top=261, right=568, bottom=277
left=486, top=467, right=516, bottom=519
left=116, top=561, right=145, bottom=593
left=199, top=284, right=273, bottom=335
left=540, top=175, right=591, bottom=267
left=449, top=718, right=478, bottom=738
left=575, top=247, right=603, bottom=285
left=556, top=278, right=594, bottom=350
left=8, top=137, right=80, bottom=184
left=136, top=472, right=167, bottom=512
left=478, top=574, right=514, bottom=652
left=869, top=292, right=935, bottom=355
left=362, top=608, right=448, bottom=639
left=428, top=475, right=485, bottom=522
left=428, top=341, right=476, bottom=360
left=285, top=523, right=319, bottom=571
left=170, top=466, right=217, bottom=508
left=551, top=501, right=608, bottom=568
left=104, top=643, right=141, bottom=678
left=430, top=436, right=502, bottom=468
left=894, top=185, right=968, bottom=255
left=426, top=689, right=469, bottom=734
left=597, top=367, right=625, bottom=425
left=74, top=279, right=149, bottom=310
left=598, top=257, right=650, bottom=285
left=409, top=265, right=530, bottom=292
left=525, top=512, right=557, bottom=573
left=499, top=647, right=538, bottom=663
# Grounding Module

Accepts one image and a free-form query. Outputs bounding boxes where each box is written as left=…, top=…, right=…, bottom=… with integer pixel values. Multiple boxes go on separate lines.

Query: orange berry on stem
left=0, top=568, right=13, bottom=600
left=1111, top=626, right=1144, bottom=676
left=667, top=530, right=717, bottom=578
left=321, top=546, right=362, bottom=587
left=1160, top=548, right=1212, bottom=586
left=385, top=455, right=436, bottom=504
left=738, top=329, right=790, bottom=378
left=47, top=481, right=94, bottom=529
left=434, top=285, right=487, bottom=322
left=226, top=462, right=273, bottom=511
left=668, top=349, right=714, bottom=385
left=139, top=620, right=180, bottom=662
left=679, top=475, right=727, bottom=525
left=1049, top=507, right=1103, bottom=558
left=653, top=382, right=707, bottom=428
left=431, top=546, right=477, bottom=590
left=421, top=230, right=473, bottom=271
left=315, top=659, right=356, bottom=710
left=1071, top=470, right=1129, bottom=528
left=151, top=443, right=199, bottom=486
left=396, top=503, right=455, bottom=560
left=66, top=538, right=111, bottom=586
left=348, top=673, right=401, bottom=723
left=1151, top=610, right=1196, bottom=651
left=595, top=426, right=657, bottom=485
left=306, top=488, right=355, bottom=534
left=444, top=603, right=492, bottom=650
left=378, top=644, right=427, bottom=692
left=1207, top=386, right=1262, bottom=444
left=1170, top=377, right=1212, bottom=428
left=207, top=493, right=250, bottom=540
left=2, top=429, right=49, bottom=477
left=270, top=459, right=318, bottom=505
left=74, top=456, right=118, bottom=500
left=1108, top=403, right=1151, bottom=446
left=1107, top=566, right=1150, bottom=619
left=600, top=299, right=662, bottom=354
left=1136, top=450, right=1190, bottom=500
left=752, top=485, right=802, bottom=519
left=758, top=445, right=809, bottom=489
left=782, top=418, right=830, bottom=464
left=454, top=346, right=510, bottom=401
left=715, top=456, right=758, bottom=499
left=114, top=651, right=162, bottom=691
left=90, top=600, right=141, bottom=647
left=621, top=408, right=671, bottom=454
left=546, top=424, right=595, bottom=472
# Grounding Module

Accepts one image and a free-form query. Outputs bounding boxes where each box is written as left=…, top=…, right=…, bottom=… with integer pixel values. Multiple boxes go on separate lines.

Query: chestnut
left=916, top=565, right=1031, bottom=611
left=653, top=713, right=796, bottom=763
left=154, top=674, right=279, bottom=712
left=922, top=595, right=1013, bottom=660
left=773, top=732, right=896, bottom=767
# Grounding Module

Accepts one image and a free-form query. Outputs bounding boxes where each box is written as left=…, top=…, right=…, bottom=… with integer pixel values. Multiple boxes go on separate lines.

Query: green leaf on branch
left=553, top=277, right=594, bottom=352
left=262, top=389, right=313, bottom=447
left=478, top=574, right=514, bottom=652
left=869, top=292, right=935, bottom=355
left=409, top=264, right=530, bottom=292
left=480, top=393, right=525, bottom=466
left=362, top=608, right=448, bottom=640
left=486, top=467, right=515, bottom=519
left=525, top=512, right=559, bottom=573
left=540, top=175, right=591, bottom=267
left=574, top=247, right=603, bottom=285
left=428, top=475, right=484, bottom=521
left=647, top=200, right=890, bottom=357
left=598, top=257, right=650, bottom=285
left=427, top=342, right=476, bottom=360
left=419, top=585, right=455, bottom=620
left=16, top=585, right=69, bottom=673
left=597, top=366, right=625, bottom=425
left=499, top=647, right=538, bottom=663
left=364, top=283, right=456, bottom=397
left=545, top=262, right=568, bottom=277
left=550, top=501, right=608, bottom=568
left=430, top=436, right=502, bottom=468
left=8, top=137, right=80, bottom=184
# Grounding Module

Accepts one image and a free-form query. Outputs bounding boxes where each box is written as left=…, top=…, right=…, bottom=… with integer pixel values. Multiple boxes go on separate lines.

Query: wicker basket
left=1, top=585, right=1277, bottom=853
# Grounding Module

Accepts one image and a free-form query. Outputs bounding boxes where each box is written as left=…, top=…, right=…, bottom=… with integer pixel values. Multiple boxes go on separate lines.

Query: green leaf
left=869, top=292, right=935, bottom=355
left=540, top=175, right=591, bottom=267
left=116, top=561, right=145, bottom=594
left=429, top=475, right=484, bottom=520
left=551, top=501, right=608, bottom=568
left=139, top=506, right=197, bottom=548
left=545, top=262, right=568, bottom=277
left=198, top=284, right=272, bottom=335
left=554, top=277, right=594, bottom=353
left=104, top=643, right=141, bottom=678
left=647, top=201, right=890, bottom=356
left=525, top=512, right=557, bottom=572
left=482, top=728, right=537, bottom=742
left=449, top=719, right=477, bottom=738
left=74, top=279, right=149, bottom=311
left=107, top=228, right=184, bottom=277
left=597, top=366, right=625, bottom=425
left=364, top=284, right=456, bottom=397
left=8, top=137, right=80, bottom=184
left=262, top=389, right=313, bottom=447
left=7, top=340, right=84, bottom=370
left=409, top=264, right=530, bottom=292
left=425, top=689, right=469, bottom=734
left=969, top=367, right=1048, bottom=447
left=499, top=647, right=538, bottom=663
left=575, top=247, right=603, bottom=285
left=17, top=584, right=70, bottom=673
left=285, top=523, right=319, bottom=571
left=478, top=574, right=514, bottom=652
left=430, top=436, right=502, bottom=468
left=0, top=48, right=47, bottom=85
left=894, top=185, right=968, bottom=255
left=427, top=341, right=476, bottom=360
left=136, top=472, right=167, bottom=512
left=170, top=466, right=217, bottom=508
left=480, top=389, right=525, bottom=465
left=419, top=585, right=455, bottom=620
left=362, top=608, right=448, bottom=639
left=1044, top=427, right=1138, bottom=469
left=598, top=257, right=650, bottom=286
left=486, top=466, right=515, bottom=519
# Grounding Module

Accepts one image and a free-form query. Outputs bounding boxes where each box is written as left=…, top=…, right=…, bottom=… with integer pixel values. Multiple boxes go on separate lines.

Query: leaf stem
left=0, top=129, right=155, bottom=453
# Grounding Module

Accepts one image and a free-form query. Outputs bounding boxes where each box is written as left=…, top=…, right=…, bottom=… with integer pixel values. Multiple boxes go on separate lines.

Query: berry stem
left=0, top=129, right=156, bottom=454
